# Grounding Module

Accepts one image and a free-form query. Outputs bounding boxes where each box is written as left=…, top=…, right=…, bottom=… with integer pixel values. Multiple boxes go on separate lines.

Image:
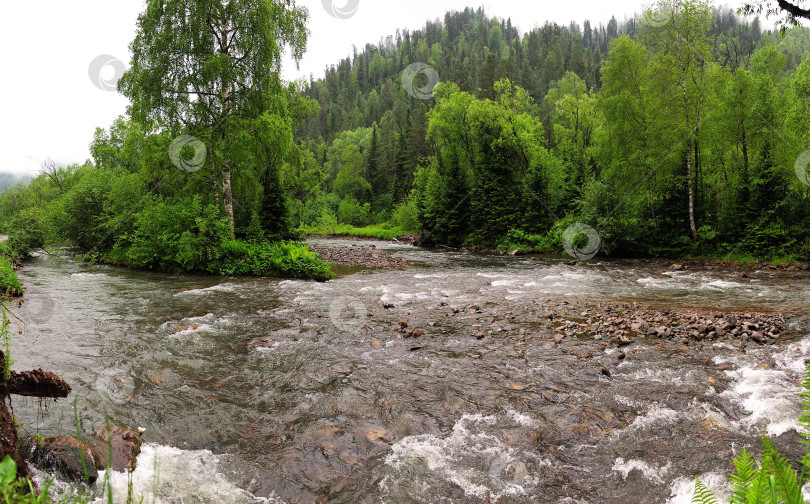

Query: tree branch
left=776, top=0, right=810, bottom=19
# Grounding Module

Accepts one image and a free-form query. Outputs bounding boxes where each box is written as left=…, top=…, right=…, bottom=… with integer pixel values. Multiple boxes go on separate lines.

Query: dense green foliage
left=0, top=258, right=21, bottom=297
left=0, top=162, right=332, bottom=280
left=0, top=244, right=21, bottom=296
left=692, top=363, right=810, bottom=503
left=0, top=0, right=333, bottom=281
left=296, top=0, right=810, bottom=259
left=2, top=0, right=809, bottom=263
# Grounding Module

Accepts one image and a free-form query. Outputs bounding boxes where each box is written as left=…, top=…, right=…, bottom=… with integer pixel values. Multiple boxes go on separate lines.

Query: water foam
left=612, top=457, right=671, bottom=484
left=716, top=338, right=810, bottom=436
left=383, top=413, right=541, bottom=501
left=666, top=472, right=728, bottom=504
left=93, top=444, right=282, bottom=504
left=33, top=444, right=281, bottom=504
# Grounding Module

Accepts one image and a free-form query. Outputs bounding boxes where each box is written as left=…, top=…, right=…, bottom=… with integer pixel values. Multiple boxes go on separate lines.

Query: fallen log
left=0, top=351, right=72, bottom=481
left=8, top=369, right=71, bottom=398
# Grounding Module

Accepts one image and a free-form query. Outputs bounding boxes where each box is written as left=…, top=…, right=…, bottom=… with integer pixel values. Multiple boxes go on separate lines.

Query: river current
left=9, top=239, right=810, bottom=503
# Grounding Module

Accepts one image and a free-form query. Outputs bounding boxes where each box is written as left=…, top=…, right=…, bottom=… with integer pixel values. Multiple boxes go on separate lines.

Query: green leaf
left=0, top=454, right=16, bottom=486
left=692, top=477, right=719, bottom=504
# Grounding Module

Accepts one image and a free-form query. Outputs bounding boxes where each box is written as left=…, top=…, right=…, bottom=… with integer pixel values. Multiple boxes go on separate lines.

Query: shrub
left=0, top=257, right=22, bottom=297
left=118, top=195, right=230, bottom=271
left=316, top=208, right=339, bottom=234
left=212, top=240, right=333, bottom=281
left=58, top=170, right=113, bottom=251
left=337, top=197, right=371, bottom=226
left=3, top=208, right=45, bottom=259
left=391, top=200, right=420, bottom=233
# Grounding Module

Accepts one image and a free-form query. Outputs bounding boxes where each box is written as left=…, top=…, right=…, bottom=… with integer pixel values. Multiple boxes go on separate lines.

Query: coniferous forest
left=0, top=0, right=809, bottom=282
left=1, top=1, right=810, bottom=502
left=296, top=3, right=810, bottom=259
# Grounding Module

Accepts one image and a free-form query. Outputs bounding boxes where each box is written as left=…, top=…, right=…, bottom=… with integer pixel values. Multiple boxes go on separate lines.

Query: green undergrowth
left=299, top=223, right=410, bottom=241
left=88, top=239, right=334, bottom=281
left=0, top=245, right=22, bottom=296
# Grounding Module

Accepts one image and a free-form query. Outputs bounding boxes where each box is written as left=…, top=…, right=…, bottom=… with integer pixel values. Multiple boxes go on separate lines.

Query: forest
left=296, top=2, right=810, bottom=259
left=0, top=0, right=808, bottom=290
left=0, top=1, right=809, bottom=502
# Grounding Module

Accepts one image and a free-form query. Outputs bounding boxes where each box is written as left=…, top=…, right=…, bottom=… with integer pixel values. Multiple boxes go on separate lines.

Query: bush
left=337, top=197, right=371, bottom=226
left=212, top=240, right=333, bottom=281
left=302, top=193, right=340, bottom=226
left=58, top=170, right=113, bottom=251
left=316, top=208, right=339, bottom=233
left=3, top=209, right=45, bottom=259
left=0, top=256, right=22, bottom=296
left=117, top=195, right=230, bottom=271
left=391, top=200, right=420, bottom=233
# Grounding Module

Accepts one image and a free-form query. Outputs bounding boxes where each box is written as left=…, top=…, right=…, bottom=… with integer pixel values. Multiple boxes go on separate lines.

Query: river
left=9, top=239, right=810, bottom=503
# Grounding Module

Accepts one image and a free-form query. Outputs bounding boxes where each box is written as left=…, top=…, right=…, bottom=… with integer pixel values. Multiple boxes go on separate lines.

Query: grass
left=299, top=223, right=412, bottom=241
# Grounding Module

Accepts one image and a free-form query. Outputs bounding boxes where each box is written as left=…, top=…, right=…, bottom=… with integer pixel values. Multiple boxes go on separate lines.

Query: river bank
left=305, top=232, right=810, bottom=273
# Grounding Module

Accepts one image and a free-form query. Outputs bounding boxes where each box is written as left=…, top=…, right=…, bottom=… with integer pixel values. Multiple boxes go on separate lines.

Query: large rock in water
left=88, top=425, right=142, bottom=471
left=30, top=437, right=99, bottom=484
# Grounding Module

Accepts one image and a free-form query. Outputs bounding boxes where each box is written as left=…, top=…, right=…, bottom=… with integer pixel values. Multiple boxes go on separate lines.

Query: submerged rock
left=30, top=437, right=99, bottom=484
left=89, top=425, right=142, bottom=472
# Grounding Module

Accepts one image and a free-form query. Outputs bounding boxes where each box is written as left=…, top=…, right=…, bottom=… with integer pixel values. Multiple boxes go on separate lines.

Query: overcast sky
left=1, top=0, right=755, bottom=177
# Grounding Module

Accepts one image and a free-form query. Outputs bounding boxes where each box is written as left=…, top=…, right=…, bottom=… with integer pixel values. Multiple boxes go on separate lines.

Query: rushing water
left=8, top=240, right=810, bottom=503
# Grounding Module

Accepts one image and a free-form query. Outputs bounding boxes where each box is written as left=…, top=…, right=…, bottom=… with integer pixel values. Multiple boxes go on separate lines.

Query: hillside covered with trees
left=295, top=1, right=810, bottom=259
left=0, top=0, right=808, bottom=267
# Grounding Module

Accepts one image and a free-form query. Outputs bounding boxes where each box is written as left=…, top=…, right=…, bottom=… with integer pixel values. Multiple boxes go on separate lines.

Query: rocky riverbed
left=10, top=240, right=810, bottom=503
left=309, top=242, right=409, bottom=268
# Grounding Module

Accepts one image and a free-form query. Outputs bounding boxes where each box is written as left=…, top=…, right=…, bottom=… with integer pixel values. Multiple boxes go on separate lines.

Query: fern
left=730, top=449, right=757, bottom=503
left=692, top=478, right=719, bottom=504
left=695, top=361, right=810, bottom=504
left=747, top=464, right=771, bottom=504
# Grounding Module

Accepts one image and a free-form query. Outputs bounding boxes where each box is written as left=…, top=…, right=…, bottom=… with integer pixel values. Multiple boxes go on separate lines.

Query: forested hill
left=298, top=7, right=786, bottom=140
left=293, top=3, right=810, bottom=259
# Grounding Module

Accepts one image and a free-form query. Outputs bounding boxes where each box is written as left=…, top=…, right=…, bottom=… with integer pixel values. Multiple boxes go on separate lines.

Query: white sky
left=0, top=0, right=753, bottom=177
